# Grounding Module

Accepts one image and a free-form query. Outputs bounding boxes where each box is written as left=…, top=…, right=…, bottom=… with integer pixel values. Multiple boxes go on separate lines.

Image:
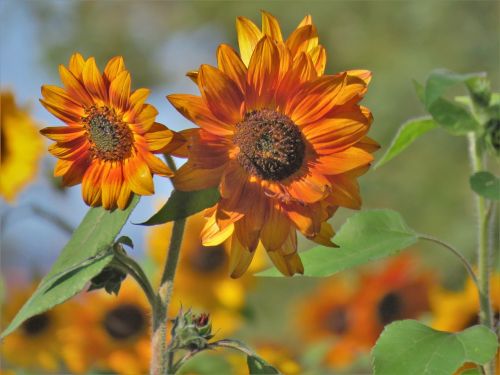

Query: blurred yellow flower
left=0, top=91, right=43, bottom=202
left=1, top=283, right=75, bottom=373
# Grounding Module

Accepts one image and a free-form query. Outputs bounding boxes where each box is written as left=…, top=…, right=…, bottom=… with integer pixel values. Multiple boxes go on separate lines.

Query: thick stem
left=151, top=218, right=186, bottom=375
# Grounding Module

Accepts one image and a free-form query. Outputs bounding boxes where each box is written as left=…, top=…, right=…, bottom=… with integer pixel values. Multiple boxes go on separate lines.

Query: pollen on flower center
left=234, top=109, right=305, bottom=181
left=22, top=313, right=50, bottom=336
left=103, top=304, right=145, bottom=340
left=83, top=106, right=133, bottom=161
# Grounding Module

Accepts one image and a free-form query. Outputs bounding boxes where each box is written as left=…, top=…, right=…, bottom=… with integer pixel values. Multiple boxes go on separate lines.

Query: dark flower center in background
left=234, top=109, right=305, bottom=181
left=83, top=106, right=133, bottom=161
left=104, top=304, right=145, bottom=340
left=22, top=313, right=50, bottom=336
left=190, top=244, right=227, bottom=273
left=378, top=292, right=403, bottom=325
left=323, top=307, right=349, bottom=334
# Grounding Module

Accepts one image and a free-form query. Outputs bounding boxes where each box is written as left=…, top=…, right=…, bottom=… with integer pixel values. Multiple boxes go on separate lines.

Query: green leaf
left=425, top=69, right=484, bottom=108
left=247, top=356, right=280, bottom=374
left=137, top=188, right=220, bottom=226
left=258, top=210, right=418, bottom=277
left=116, top=235, right=134, bottom=248
left=375, top=117, right=437, bottom=168
left=428, top=98, right=479, bottom=135
left=1, top=196, right=139, bottom=338
left=412, top=80, right=426, bottom=104
left=372, top=320, right=498, bottom=375
left=470, top=172, right=500, bottom=200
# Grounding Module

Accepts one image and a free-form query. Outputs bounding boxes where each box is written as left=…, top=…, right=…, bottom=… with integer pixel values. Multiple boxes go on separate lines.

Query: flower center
left=323, top=307, right=348, bottom=334
left=83, top=106, right=133, bottom=161
left=234, top=109, right=305, bottom=181
left=103, top=304, right=145, bottom=340
left=190, top=244, right=227, bottom=273
left=377, top=292, right=403, bottom=325
left=22, top=313, right=50, bottom=336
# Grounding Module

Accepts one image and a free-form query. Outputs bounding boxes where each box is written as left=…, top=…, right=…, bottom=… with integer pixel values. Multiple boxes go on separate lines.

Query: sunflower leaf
left=258, top=209, right=418, bottom=277
left=247, top=356, right=280, bottom=374
left=470, top=171, right=500, bottom=200
left=375, top=117, right=437, bottom=168
left=372, top=320, right=498, bottom=375
left=0, top=195, right=139, bottom=339
left=137, top=187, right=220, bottom=226
left=427, top=97, right=479, bottom=135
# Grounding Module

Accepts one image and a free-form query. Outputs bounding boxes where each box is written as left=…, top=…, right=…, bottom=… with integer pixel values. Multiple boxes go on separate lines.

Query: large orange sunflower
left=40, top=53, right=183, bottom=210
left=168, top=12, right=378, bottom=277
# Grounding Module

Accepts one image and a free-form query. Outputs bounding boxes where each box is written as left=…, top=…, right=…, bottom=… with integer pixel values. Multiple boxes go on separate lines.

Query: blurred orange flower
left=0, top=91, right=43, bottom=202
left=169, top=11, right=377, bottom=277
left=40, top=53, right=183, bottom=210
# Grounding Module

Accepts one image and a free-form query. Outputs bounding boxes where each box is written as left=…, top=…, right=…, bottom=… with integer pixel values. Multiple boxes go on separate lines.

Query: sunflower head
left=40, top=53, right=184, bottom=210
left=168, top=12, right=378, bottom=277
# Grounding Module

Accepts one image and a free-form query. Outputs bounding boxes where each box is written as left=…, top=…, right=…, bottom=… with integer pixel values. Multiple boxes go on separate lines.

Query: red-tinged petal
left=261, top=11, right=283, bottom=42
left=48, top=138, right=88, bottom=160
left=285, top=168, right=330, bottom=203
left=117, top=184, right=132, bottom=210
left=198, top=64, right=244, bottom=125
left=82, top=162, right=104, bottom=206
left=173, top=162, right=225, bottom=191
left=82, top=57, right=108, bottom=102
left=68, top=53, right=85, bottom=79
left=236, top=16, right=263, bottom=66
left=310, top=222, right=336, bottom=247
left=287, top=74, right=346, bottom=126
left=276, top=43, right=292, bottom=81
left=123, top=155, right=154, bottom=195
left=109, top=70, right=131, bottom=112
left=335, top=74, right=369, bottom=105
left=246, top=36, right=280, bottom=110
left=141, top=152, right=173, bottom=177
left=125, top=88, right=150, bottom=121
left=284, top=201, right=319, bottom=237
left=54, top=159, right=72, bottom=177
left=234, top=216, right=260, bottom=251
left=188, top=129, right=230, bottom=169
left=314, top=147, right=374, bottom=175
left=61, top=154, right=91, bottom=186
left=104, top=56, right=126, bottom=83
left=229, top=235, right=255, bottom=278
left=309, top=45, right=326, bottom=76
left=131, top=104, right=158, bottom=134
left=186, top=70, right=198, bottom=84
left=101, top=161, right=123, bottom=210
left=285, top=25, right=318, bottom=57
left=167, top=94, right=235, bottom=136
left=201, top=213, right=235, bottom=247
left=58, top=65, right=93, bottom=107
left=346, top=69, right=372, bottom=85
left=39, top=99, right=82, bottom=124
left=41, top=84, right=83, bottom=109
left=143, top=123, right=174, bottom=152
left=40, top=126, right=86, bottom=142
left=303, top=109, right=370, bottom=154
left=260, top=203, right=290, bottom=251
left=356, top=136, right=380, bottom=153
left=219, top=161, right=245, bottom=199
left=160, top=128, right=192, bottom=157
left=217, top=44, right=247, bottom=93
left=326, top=172, right=362, bottom=210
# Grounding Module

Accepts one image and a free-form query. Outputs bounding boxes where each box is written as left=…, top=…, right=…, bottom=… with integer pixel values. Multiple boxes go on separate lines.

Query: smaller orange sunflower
left=40, top=53, right=183, bottom=210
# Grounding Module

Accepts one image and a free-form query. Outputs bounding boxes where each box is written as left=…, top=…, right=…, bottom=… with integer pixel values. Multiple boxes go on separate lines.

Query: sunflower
left=0, top=91, right=44, bottom=202
left=1, top=282, right=76, bottom=373
left=168, top=11, right=377, bottom=278
left=62, top=279, right=151, bottom=374
left=148, top=211, right=267, bottom=336
left=40, top=53, right=183, bottom=210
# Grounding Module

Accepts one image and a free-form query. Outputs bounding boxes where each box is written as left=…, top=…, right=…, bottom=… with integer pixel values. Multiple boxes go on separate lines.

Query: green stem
left=151, top=218, right=186, bottom=375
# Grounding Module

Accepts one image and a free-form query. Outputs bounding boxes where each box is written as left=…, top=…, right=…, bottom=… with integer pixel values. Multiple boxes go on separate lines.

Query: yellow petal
left=236, top=16, right=263, bottom=66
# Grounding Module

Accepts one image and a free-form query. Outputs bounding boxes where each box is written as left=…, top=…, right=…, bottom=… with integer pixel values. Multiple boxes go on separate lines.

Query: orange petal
left=234, top=216, right=260, bottom=251
left=314, top=147, right=374, bottom=175
left=346, top=69, right=372, bottom=85
left=82, top=57, right=108, bottom=102
left=283, top=201, right=320, bottom=238
left=58, top=65, right=93, bottom=107
left=186, top=70, right=199, bottom=84
left=173, top=162, right=225, bottom=191
left=68, top=53, right=85, bottom=79
left=160, top=128, right=192, bottom=157
left=246, top=36, right=280, bottom=110
left=356, top=136, right=380, bottom=153
left=198, top=64, right=244, bottom=125
left=126, top=88, right=150, bottom=120
left=123, top=155, right=154, bottom=195
left=261, top=11, right=283, bottom=42
left=82, top=161, right=104, bottom=206
left=285, top=25, right=318, bottom=57
left=229, top=235, right=255, bottom=278
left=236, top=16, right=263, bottom=66
left=61, top=154, right=91, bottom=186
left=40, top=85, right=84, bottom=120
left=260, top=203, right=290, bottom=251
left=109, top=70, right=131, bottom=112
left=310, top=221, right=336, bottom=247
left=143, top=123, right=174, bottom=152
left=104, top=56, right=126, bottom=83
left=131, top=104, right=158, bottom=134
left=48, top=138, right=88, bottom=160
left=286, top=169, right=329, bottom=203
left=309, top=45, right=326, bottom=76
left=267, top=250, right=303, bottom=277
left=101, top=162, right=123, bottom=210
left=327, top=172, right=362, bottom=210
left=117, top=183, right=132, bottom=209
left=188, top=129, right=230, bottom=169
left=54, top=159, right=73, bottom=177
left=201, top=213, right=235, bottom=247
left=217, top=44, right=247, bottom=93
left=40, top=99, right=82, bottom=124
left=40, top=126, right=86, bottom=142
left=297, top=14, right=313, bottom=28
left=141, top=152, right=173, bottom=177
left=167, top=94, right=234, bottom=136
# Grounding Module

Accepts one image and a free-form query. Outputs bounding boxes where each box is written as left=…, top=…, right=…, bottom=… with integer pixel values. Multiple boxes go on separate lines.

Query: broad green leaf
left=375, top=117, right=437, bottom=168
left=428, top=98, right=479, bottom=135
left=1, top=196, right=139, bottom=338
left=258, top=210, right=418, bottom=277
left=460, top=369, right=482, bottom=375
left=470, top=172, right=500, bottom=200
left=137, top=188, right=220, bottom=226
left=372, top=320, right=498, bottom=375
left=425, top=69, right=484, bottom=108
left=247, top=356, right=280, bottom=374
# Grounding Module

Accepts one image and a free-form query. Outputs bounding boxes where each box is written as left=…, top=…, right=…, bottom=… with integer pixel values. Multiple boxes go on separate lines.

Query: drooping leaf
left=372, top=320, right=498, bottom=375
left=470, top=172, right=500, bottom=200
left=137, top=188, right=220, bottom=226
left=427, top=97, right=479, bottom=135
left=375, top=117, right=437, bottom=168
left=247, top=356, right=280, bottom=374
left=258, top=210, right=419, bottom=277
left=1, top=196, right=140, bottom=338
